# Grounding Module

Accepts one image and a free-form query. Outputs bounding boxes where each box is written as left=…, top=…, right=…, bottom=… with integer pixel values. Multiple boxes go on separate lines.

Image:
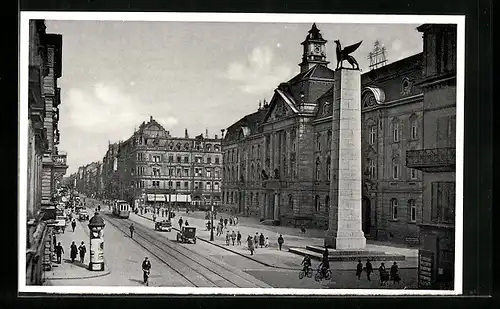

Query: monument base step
left=260, top=219, right=279, bottom=226
left=288, top=247, right=406, bottom=262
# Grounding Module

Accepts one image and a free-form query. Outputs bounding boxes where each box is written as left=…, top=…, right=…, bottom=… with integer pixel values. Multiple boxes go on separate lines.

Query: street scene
left=23, top=14, right=459, bottom=292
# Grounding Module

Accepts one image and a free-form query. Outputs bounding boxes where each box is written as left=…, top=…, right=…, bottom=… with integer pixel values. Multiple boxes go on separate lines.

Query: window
left=184, top=181, right=189, bottom=189
left=196, top=156, right=202, bottom=163
left=214, top=145, right=220, bottom=152
left=206, top=182, right=212, bottom=191
left=316, top=134, right=321, bottom=151
left=369, top=158, right=376, bottom=179
left=391, top=199, right=399, bottom=220
left=175, top=156, right=181, bottom=163
left=326, top=157, right=331, bottom=181
left=195, top=168, right=201, bottom=177
left=177, top=168, right=182, bottom=176
left=184, top=156, right=189, bottom=163
left=408, top=199, right=417, bottom=222
left=393, top=121, right=400, bottom=142
left=176, top=143, right=181, bottom=150
left=410, top=168, right=417, bottom=180
left=325, top=196, right=330, bottom=213
left=431, top=182, right=455, bottom=223
left=289, top=194, right=294, bottom=211
left=168, top=168, right=173, bottom=176
left=139, top=180, right=145, bottom=188
left=194, top=182, right=199, bottom=190
left=315, top=195, right=320, bottom=212
left=369, top=125, right=377, bottom=145
left=327, top=130, right=332, bottom=150
left=206, top=169, right=211, bottom=178
left=137, top=153, right=144, bottom=161
left=257, top=145, right=261, bottom=158
left=183, top=168, right=189, bottom=177
left=207, top=144, right=212, bottom=151
left=392, top=158, right=399, bottom=179
left=207, top=157, right=212, bottom=164
left=215, top=157, right=220, bottom=164
left=411, top=119, right=418, bottom=139
left=176, top=181, right=181, bottom=188
left=152, top=180, right=160, bottom=188
left=214, top=182, right=219, bottom=190
left=168, top=155, right=173, bottom=163
left=214, top=169, right=219, bottom=178
left=315, top=158, right=321, bottom=181
left=169, top=143, right=174, bottom=150
left=184, top=143, right=190, bottom=150
left=168, top=181, right=173, bottom=188
left=153, top=155, right=161, bottom=163
left=152, top=167, right=161, bottom=176
left=137, top=166, right=145, bottom=175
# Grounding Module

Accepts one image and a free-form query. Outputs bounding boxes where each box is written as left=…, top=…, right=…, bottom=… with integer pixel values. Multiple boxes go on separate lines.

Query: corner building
left=221, top=23, right=456, bottom=244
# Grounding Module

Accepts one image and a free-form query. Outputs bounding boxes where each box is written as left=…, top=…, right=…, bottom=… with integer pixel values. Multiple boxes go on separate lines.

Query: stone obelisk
left=324, top=68, right=366, bottom=249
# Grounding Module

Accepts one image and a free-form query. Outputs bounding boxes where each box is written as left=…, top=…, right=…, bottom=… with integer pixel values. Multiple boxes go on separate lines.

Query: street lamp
left=210, top=170, right=215, bottom=241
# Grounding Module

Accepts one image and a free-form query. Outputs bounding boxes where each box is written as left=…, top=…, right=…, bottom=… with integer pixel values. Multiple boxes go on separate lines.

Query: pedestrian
left=259, top=233, right=265, bottom=248
left=234, top=216, right=238, bottom=226
left=185, top=220, right=189, bottom=226
left=225, top=231, right=230, bottom=246
left=323, top=247, right=329, bottom=261
left=224, top=218, right=228, bottom=229
left=264, top=237, right=270, bottom=248
left=237, top=231, right=242, bottom=246
left=55, top=242, right=64, bottom=264
left=229, top=217, right=233, bottom=226
left=231, top=231, right=236, bottom=246
left=78, top=241, right=86, bottom=263
left=300, top=224, right=306, bottom=234
left=390, top=262, right=401, bottom=284
left=153, top=214, right=157, bottom=222
left=219, top=217, right=223, bottom=227
left=71, top=219, right=76, bottom=232
left=52, top=234, right=56, bottom=249
left=247, top=236, right=254, bottom=255
left=277, top=234, right=284, bottom=251
left=356, top=259, right=363, bottom=280
left=129, top=223, right=135, bottom=238
left=178, top=217, right=183, bottom=230
left=378, top=262, right=388, bottom=286
left=365, top=259, right=373, bottom=281
left=70, top=241, right=78, bottom=263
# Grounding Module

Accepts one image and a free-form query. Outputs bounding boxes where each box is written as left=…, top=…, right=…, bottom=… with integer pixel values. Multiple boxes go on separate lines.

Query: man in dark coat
left=365, top=259, right=373, bottom=281
left=55, top=242, right=64, bottom=264
left=178, top=217, right=183, bottom=230
left=71, top=219, right=77, bottom=232
left=277, top=235, right=284, bottom=250
left=78, top=241, right=86, bottom=263
left=356, top=260, right=363, bottom=280
left=390, top=262, right=400, bottom=284
left=70, top=241, right=78, bottom=263
left=259, top=233, right=265, bottom=248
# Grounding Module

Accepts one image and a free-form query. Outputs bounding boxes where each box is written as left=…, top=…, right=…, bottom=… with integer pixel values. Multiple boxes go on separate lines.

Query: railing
left=52, top=153, right=67, bottom=166
left=406, top=148, right=455, bottom=170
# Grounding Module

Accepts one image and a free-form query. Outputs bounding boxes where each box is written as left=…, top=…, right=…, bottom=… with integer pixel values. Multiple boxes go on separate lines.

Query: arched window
left=410, top=117, right=418, bottom=140
left=369, top=125, right=377, bottom=144
left=315, top=157, right=321, bottom=181
left=315, top=195, right=321, bottom=212
left=392, top=118, right=400, bottom=142
left=408, top=199, right=416, bottom=222
left=391, top=198, right=399, bottom=220
left=325, top=196, right=330, bottom=213
left=326, top=156, right=331, bottom=181
left=392, top=158, right=399, bottom=180
left=288, top=194, right=294, bottom=211
left=316, top=133, right=321, bottom=152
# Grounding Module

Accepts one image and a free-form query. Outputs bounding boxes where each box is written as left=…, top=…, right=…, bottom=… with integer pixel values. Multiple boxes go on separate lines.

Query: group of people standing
left=53, top=234, right=87, bottom=264
left=356, top=259, right=401, bottom=286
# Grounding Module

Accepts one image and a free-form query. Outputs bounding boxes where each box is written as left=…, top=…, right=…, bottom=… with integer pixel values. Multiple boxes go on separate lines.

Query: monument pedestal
left=325, top=68, right=366, bottom=250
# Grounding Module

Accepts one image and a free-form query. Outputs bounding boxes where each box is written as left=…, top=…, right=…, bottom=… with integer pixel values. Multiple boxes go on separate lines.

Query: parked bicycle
left=299, top=266, right=313, bottom=279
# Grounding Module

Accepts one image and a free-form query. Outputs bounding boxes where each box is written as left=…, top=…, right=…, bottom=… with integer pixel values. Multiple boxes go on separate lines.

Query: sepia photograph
left=19, top=12, right=464, bottom=295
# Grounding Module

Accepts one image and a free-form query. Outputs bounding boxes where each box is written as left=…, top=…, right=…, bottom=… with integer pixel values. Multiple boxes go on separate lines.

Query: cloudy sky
left=43, top=19, right=422, bottom=175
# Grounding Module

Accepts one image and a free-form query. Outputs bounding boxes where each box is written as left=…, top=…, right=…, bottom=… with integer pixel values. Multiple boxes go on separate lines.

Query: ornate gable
left=262, top=90, right=299, bottom=124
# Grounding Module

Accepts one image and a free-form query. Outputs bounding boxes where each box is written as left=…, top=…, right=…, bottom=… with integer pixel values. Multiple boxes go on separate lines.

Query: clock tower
left=299, top=23, right=329, bottom=73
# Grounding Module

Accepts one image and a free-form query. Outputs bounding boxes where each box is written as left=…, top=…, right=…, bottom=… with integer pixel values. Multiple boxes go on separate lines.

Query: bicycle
left=314, top=268, right=332, bottom=282
left=299, top=266, right=313, bottom=279
left=143, top=269, right=150, bottom=286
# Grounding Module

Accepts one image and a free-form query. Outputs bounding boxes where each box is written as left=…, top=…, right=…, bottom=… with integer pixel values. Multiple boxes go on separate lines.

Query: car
left=154, top=220, right=172, bottom=232
left=176, top=226, right=197, bottom=244
left=79, top=210, right=89, bottom=221
left=53, top=215, right=67, bottom=233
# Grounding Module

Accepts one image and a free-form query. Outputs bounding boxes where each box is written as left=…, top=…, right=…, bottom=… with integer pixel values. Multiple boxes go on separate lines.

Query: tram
left=112, top=200, right=131, bottom=218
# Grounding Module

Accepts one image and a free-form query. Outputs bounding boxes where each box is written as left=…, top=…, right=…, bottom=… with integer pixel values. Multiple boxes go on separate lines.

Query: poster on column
left=90, top=238, right=104, bottom=263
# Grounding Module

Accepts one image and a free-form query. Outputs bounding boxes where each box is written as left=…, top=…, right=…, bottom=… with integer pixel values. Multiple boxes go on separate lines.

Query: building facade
left=74, top=117, right=223, bottom=210
left=406, top=24, right=457, bottom=288
left=221, top=23, right=456, bottom=244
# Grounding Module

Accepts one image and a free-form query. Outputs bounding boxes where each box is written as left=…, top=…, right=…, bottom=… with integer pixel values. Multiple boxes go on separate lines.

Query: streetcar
left=112, top=200, right=131, bottom=218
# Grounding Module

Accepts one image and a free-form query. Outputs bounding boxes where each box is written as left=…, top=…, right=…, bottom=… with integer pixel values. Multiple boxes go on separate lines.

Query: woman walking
left=247, top=235, right=255, bottom=255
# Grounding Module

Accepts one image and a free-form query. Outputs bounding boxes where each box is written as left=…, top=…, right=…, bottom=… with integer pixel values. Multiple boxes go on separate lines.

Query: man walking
left=225, top=231, right=230, bottom=246
left=253, top=233, right=259, bottom=250
left=78, top=241, right=86, bottom=263
left=356, top=260, right=363, bottom=280
left=71, top=219, right=77, bottom=232
left=236, top=231, right=242, bottom=246
left=55, top=242, right=64, bottom=264
left=365, top=259, right=373, bottom=281
left=277, top=234, right=284, bottom=251
left=70, top=241, right=78, bottom=263
left=178, top=217, right=183, bottom=230
left=231, top=230, right=236, bottom=246
left=129, top=223, right=135, bottom=238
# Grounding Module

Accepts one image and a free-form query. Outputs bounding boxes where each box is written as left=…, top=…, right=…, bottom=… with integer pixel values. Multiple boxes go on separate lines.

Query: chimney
left=185, top=128, right=189, bottom=138
left=215, top=134, right=218, bottom=139
left=205, top=128, right=208, bottom=138
left=150, top=116, right=153, bottom=121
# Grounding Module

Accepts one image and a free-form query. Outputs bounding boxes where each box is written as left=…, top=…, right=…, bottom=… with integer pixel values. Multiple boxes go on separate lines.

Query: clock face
left=313, top=44, right=321, bottom=53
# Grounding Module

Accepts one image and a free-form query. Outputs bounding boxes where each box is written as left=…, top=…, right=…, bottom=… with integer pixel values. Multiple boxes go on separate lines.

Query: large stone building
left=73, top=117, right=223, bottom=210
left=221, top=23, right=456, bottom=245
left=406, top=24, right=457, bottom=288
left=26, top=19, right=68, bottom=285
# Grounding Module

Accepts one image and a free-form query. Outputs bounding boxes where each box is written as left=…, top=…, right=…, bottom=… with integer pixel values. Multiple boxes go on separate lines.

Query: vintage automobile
left=176, top=226, right=197, bottom=244
left=53, top=215, right=67, bottom=233
left=154, top=220, right=172, bottom=232
left=79, top=209, right=89, bottom=221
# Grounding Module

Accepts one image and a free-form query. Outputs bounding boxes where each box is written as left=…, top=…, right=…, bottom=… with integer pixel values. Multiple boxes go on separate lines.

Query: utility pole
left=210, top=170, right=214, bottom=241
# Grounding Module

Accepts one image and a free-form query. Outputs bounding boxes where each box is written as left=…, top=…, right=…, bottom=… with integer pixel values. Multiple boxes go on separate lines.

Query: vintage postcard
left=19, top=12, right=464, bottom=295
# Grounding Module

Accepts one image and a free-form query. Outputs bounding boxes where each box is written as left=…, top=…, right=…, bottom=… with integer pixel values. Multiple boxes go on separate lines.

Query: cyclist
left=142, top=257, right=151, bottom=285
left=301, top=255, right=312, bottom=273
left=318, top=255, right=330, bottom=278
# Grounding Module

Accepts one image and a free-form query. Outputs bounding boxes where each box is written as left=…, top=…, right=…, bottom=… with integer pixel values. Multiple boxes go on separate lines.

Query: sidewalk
left=45, top=217, right=111, bottom=281
left=133, top=211, right=417, bottom=271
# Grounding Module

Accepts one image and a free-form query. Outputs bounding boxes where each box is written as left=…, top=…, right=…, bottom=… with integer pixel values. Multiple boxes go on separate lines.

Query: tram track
left=104, top=212, right=271, bottom=288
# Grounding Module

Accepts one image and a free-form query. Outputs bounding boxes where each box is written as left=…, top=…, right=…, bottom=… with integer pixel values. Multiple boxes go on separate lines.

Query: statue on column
left=334, top=40, right=363, bottom=70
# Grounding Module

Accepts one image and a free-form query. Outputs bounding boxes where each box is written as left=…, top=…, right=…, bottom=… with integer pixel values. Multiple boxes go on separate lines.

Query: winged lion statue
left=334, top=40, right=363, bottom=70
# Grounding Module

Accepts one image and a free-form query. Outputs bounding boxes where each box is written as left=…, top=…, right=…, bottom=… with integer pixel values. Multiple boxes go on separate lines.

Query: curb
left=134, top=213, right=418, bottom=271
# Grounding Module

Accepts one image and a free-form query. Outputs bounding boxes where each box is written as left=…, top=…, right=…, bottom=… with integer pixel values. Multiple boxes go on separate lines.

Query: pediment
left=263, top=90, right=299, bottom=124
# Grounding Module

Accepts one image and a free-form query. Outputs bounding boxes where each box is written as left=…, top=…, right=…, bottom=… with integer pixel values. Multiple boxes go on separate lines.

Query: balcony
left=53, top=152, right=68, bottom=172
left=406, top=147, right=455, bottom=172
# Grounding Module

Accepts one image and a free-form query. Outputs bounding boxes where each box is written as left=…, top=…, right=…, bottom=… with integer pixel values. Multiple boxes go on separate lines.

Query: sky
left=43, top=20, right=422, bottom=175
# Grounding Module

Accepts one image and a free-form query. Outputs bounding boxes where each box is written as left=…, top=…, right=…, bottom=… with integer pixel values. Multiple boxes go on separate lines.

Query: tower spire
left=299, top=23, right=329, bottom=73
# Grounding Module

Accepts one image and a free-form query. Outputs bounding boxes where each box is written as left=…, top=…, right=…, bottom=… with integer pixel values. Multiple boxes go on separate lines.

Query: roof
left=288, top=64, right=334, bottom=85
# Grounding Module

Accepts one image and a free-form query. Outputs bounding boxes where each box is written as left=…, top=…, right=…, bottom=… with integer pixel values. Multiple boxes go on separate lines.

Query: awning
left=166, top=195, right=191, bottom=202
left=147, top=194, right=166, bottom=202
